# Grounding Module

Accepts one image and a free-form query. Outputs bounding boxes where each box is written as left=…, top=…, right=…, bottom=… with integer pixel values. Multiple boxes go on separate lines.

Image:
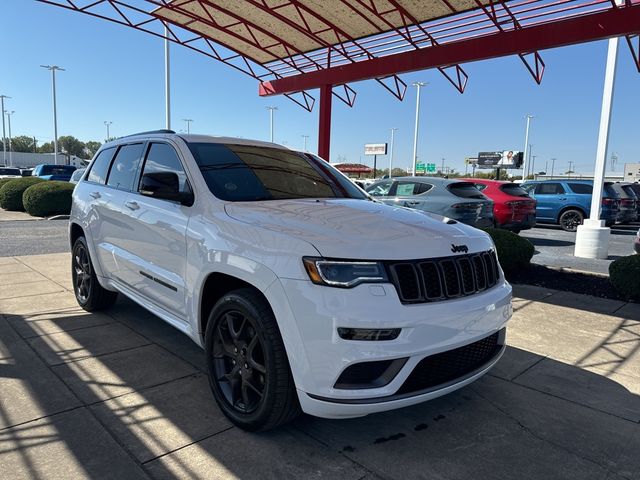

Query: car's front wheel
left=205, top=288, right=300, bottom=431
left=559, top=209, right=584, bottom=232
left=71, top=236, right=118, bottom=311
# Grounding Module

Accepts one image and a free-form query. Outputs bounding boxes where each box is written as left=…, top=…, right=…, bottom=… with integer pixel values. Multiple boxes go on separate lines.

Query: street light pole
left=41, top=65, right=65, bottom=165
left=6, top=111, right=14, bottom=166
left=104, top=121, right=112, bottom=142
left=550, top=158, right=556, bottom=179
left=266, top=106, right=277, bottom=142
left=389, top=128, right=397, bottom=178
left=521, top=114, right=533, bottom=180
left=301, top=134, right=309, bottom=151
left=165, top=25, right=171, bottom=130
left=0, top=95, right=9, bottom=165
left=182, top=119, right=193, bottom=134
left=411, top=82, right=426, bottom=176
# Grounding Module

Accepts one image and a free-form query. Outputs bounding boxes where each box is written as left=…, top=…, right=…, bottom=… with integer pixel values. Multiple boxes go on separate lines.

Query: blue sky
left=2, top=1, right=638, bottom=175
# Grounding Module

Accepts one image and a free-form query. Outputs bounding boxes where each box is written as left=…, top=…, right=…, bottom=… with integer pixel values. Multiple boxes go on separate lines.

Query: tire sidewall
left=71, top=236, right=94, bottom=308
left=204, top=292, right=278, bottom=429
left=560, top=209, right=583, bottom=232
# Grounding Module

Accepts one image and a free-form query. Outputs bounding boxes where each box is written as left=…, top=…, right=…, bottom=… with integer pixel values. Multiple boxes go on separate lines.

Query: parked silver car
left=366, top=176, right=494, bottom=228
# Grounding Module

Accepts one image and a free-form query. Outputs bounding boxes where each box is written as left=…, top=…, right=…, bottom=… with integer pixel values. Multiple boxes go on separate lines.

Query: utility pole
left=164, top=25, right=171, bottom=130
left=266, top=106, right=277, bottom=142
left=0, top=95, right=9, bottom=165
left=568, top=161, right=574, bottom=178
left=33, top=136, right=37, bottom=153
left=531, top=155, right=537, bottom=178
left=521, top=115, right=533, bottom=180
left=6, top=111, right=14, bottom=166
left=301, top=134, right=309, bottom=151
left=104, top=121, right=112, bottom=142
left=441, top=157, right=445, bottom=176
left=41, top=65, right=65, bottom=165
left=182, top=118, right=193, bottom=134
left=388, top=128, right=397, bottom=178
left=550, top=158, right=556, bottom=179
left=544, top=160, right=548, bottom=177
left=411, top=82, right=427, bottom=176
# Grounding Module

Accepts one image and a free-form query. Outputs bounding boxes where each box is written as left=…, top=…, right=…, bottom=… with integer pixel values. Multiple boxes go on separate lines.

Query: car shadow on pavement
left=1, top=298, right=639, bottom=479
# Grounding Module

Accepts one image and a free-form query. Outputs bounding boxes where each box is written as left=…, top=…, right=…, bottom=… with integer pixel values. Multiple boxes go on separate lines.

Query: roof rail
left=118, top=129, right=175, bottom=139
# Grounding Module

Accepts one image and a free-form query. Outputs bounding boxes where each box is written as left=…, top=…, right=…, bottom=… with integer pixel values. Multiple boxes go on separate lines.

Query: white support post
left=574, top=34, right=619, bottom=259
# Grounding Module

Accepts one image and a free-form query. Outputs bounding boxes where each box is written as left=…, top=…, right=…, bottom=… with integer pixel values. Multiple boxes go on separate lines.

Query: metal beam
left=259, top=6, right=640, bottom=96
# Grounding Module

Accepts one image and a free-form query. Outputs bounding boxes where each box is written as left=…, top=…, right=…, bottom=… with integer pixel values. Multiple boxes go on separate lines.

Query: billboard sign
left=364, top=143, right=388, bottom=155
left=477, top=151, right=523, bottom=168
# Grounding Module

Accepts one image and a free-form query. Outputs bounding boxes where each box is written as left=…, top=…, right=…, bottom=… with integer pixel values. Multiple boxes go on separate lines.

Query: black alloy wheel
left=71, top=236, right=118, bottom=311
left=559, top=209, right=584, bottom=232
left=73, top=242, right=92, bottom=304
left=212, top=310, right=267, bottom=414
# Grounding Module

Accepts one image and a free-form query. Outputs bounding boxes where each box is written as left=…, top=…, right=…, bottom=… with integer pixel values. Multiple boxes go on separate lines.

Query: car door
left=393, top=180, right=433, bottom=211
left=118, top=141, right=192, bottom=319
left=533, top=182, right=566, bottom=221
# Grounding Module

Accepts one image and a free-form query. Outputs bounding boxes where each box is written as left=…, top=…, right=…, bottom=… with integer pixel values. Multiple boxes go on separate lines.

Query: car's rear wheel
left=559, top=209, right=584, bottom=232
left=71, top=236, right=118, bottom=311
left=205, top=288, right=300, bottom=431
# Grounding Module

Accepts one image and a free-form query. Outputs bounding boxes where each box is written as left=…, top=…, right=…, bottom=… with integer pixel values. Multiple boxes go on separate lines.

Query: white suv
left=70, top=130, right=512, bottom=431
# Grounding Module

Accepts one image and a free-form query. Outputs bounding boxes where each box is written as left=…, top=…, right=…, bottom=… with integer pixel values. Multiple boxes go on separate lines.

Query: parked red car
left=470, top=179, right=537, bottom=233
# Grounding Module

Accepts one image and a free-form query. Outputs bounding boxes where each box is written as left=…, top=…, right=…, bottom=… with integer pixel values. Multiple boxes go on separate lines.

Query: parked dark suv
left=522, top=180, right=619, bottom=232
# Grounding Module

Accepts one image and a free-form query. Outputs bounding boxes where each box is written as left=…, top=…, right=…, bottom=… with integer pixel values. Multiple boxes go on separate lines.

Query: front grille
left=386, top=250, right=500, bottom=304
left=396, top=330, right=503, bottom=395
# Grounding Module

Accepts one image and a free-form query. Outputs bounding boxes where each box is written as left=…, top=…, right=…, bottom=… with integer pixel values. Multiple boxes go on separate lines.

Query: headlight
left=302, top=257, right=388, bottom=288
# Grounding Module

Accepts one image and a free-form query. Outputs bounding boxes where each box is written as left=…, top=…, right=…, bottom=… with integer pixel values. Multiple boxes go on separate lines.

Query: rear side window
left=107, top=143, right=144, bottom=191
left=622, top=185, right=638, bottom=198
left=604, top=184, right=618, bottom=198
left=395, top=181, right=432, bottom=196
left=366, top=181, right=392, bottom=197
left=0, top=168, right=20, bottom=176
left=567, top=183, right=592, bottom=194
left=535, top=183, right=565, bottom=195
left=87, top=148, right=116, bottom=184
left=474, top=183, right=487, bottom=191
left=139, top=143, right=190, bottom=194
left=448, top=182, right=484, bottom=199
left=500, top=184, right=530, bottom=197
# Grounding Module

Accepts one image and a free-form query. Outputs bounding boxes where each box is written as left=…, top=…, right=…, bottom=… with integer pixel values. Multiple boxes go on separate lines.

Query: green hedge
left=0, top=177, right=19, bottom=190
left=0, top=177, right=45, bottom=211
left=23, top=181, right=75, bottom=217
left=483, top=227, right=535, bottom=273
left=609, top=255, right=640, bottom=300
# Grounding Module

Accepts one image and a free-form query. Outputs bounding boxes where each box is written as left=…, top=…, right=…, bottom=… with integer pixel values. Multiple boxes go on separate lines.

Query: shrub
left=0, top=177, right=18, bottom=190
left=0, top=177, right=45, bottom=211
left=609, top=255, right=640, bottom=301
left=23, top=181, right=75, bottom=217
left=483, top=227, right=535, bottom=273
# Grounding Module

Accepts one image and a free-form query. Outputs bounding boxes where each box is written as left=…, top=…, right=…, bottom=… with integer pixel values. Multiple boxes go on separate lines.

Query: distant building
left=624, top=163, right=640, bottom=182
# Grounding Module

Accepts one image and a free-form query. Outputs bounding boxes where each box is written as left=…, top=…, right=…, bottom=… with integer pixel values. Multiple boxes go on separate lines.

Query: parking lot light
left=411, top=82, right=427, bottom=176
left=40, top=65, right=65, bottom=165
left=0, top=95, right=10, bottom=165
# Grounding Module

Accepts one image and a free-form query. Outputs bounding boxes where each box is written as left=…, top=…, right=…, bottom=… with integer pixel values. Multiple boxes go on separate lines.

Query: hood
left=224, top=199, right=493, bottom=260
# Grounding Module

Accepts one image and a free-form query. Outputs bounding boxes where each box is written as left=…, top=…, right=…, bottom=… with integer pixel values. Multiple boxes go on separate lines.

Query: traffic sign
left=416, top=162, right=426, bottom=173
left=426, top=163, right=436, bottom=173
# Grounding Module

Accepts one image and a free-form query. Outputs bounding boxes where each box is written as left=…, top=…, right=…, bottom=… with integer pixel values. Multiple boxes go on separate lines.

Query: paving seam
left=43, top=341, right=154, bottom=367
left=13, top=318, right=119, bottom=340
left=13, top=255, right=72, bottom=292
left=139, top=425, right=235, bottom=466
left=470, top=384, right=633, bottom=480
left=3, top=306, right=82, bottom=319
left=2, top=314, right=154, bottom=478
left=0, top=287, right=67, bottom=301
left=0, top=404, right=86, bottom=433
left=291, top=423, right=387, bottom=480
left=507, top=355, right=548, bottom=382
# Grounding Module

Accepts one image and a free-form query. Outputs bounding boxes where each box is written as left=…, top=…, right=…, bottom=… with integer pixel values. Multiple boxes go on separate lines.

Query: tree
left=58, top=135, right=85, bottom=157
left=8, top=135, right=37, bottom=153
left=84, top=141, right=102, bottom=158
left=38, top=141, right=54, bottom=154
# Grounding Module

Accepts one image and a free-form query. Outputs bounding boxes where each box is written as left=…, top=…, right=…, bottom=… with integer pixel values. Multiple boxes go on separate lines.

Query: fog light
left=337, top=328, right=401, bottom=341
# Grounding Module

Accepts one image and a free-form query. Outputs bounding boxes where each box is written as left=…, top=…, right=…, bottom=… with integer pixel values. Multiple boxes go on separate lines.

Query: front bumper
left=275, top=276, right=512, bottom=418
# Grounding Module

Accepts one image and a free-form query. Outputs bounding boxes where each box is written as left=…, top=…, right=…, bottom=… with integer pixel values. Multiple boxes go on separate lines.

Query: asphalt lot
left=0, top=219, right=69, bottom=257
left=521, top=223, right=639, bottom=275
left=1, top=253, right=639, bottom=479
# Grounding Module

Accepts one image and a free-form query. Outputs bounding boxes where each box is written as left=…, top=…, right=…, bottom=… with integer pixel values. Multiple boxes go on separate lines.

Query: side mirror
left=140, top=172, right=193, bottom=206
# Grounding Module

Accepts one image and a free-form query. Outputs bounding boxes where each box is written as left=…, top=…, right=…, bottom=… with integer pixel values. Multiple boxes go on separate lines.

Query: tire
left=205, top=288, right=300, bottom=431
left=71, top=236, right=118, bottom=311
left=559, top=209, right=584, bottom=232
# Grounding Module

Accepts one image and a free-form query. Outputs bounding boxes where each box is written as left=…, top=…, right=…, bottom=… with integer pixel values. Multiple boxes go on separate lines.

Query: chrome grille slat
left=386, top=250, right=500, bottom=305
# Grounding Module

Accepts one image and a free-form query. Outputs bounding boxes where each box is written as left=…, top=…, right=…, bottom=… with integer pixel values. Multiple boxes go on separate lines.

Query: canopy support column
left=318, top=84, right=332, bottom=161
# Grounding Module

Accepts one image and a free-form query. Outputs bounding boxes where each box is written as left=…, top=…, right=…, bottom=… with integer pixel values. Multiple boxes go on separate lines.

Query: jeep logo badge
left=451, top=244, right=469, bottom=254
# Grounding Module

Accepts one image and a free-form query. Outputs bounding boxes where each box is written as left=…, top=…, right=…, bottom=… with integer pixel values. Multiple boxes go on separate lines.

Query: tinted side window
left=107, top=144, right=144, bottom=191
left=87, top=148, right=116, bottom=184
left=366, top=181, right=392, bottom=197
left=474, top=183, right=488, bottom=191
left=139, top=143, right=189, bottom=194
left=448, top=182, right=484, bottom=199
left=535, top=183, right=565, bottom=195
left=568, top=183, right=592, bottom=194
left=395, top=182, right=424, bottom=196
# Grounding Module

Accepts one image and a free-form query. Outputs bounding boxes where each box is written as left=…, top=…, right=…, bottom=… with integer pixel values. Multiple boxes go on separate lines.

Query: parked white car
left=0, top=167, right=22, bottom=179
left=70, top=130, right=512, bottom=431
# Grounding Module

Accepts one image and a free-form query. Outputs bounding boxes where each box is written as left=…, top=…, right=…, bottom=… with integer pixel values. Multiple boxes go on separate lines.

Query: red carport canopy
left=38, top=0, right=640, bottom=160
left=333, top=163, right=374, bottom=174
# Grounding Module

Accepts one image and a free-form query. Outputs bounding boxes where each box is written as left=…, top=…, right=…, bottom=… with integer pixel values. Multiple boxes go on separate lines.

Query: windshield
left=500, top=183, right=530, bottom=197
left=0, top=168, right=21, bottom=175
left=448, top=182, right=485, bottom=199
left=187, top=143, right=367, bottom=202
left=40, top=165, right=76, bottom=175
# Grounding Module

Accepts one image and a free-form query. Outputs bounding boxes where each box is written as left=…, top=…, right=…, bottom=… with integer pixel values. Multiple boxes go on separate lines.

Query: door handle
left=89, top=191, right=101, bottom=199
left=405, top=201, right=419, bottom=206
left=125, top=200, right=140, bottom=211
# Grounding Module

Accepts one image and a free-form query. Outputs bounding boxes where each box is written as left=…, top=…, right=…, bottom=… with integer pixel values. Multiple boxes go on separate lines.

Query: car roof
left=387, top=176, right=474, bottom=186
left=105, top=132, right=284, bottom=150
left=468, top=178, right=507, bottom=185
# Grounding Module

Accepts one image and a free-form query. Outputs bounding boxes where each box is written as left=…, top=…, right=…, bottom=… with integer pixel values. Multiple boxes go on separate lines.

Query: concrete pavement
left=1, top=253, right=639, bottom=479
